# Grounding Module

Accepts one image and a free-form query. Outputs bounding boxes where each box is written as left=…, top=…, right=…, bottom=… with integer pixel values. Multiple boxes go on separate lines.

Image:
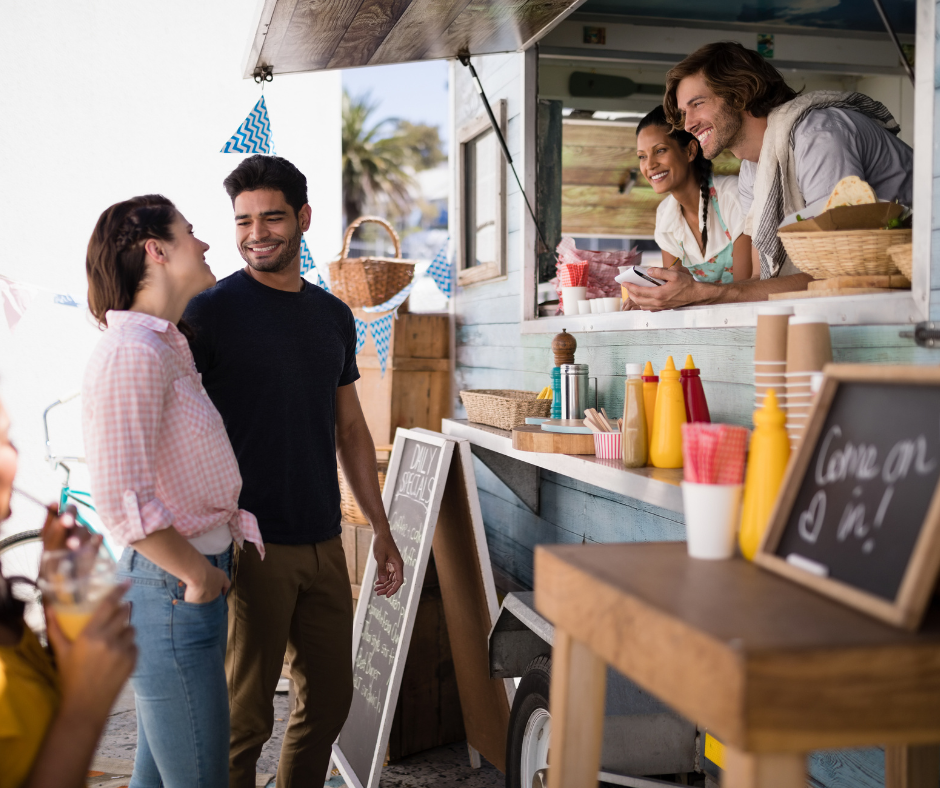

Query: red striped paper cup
left=559, top=262, right=588, bottom=287
left=593, top=432, right=622, bottom=460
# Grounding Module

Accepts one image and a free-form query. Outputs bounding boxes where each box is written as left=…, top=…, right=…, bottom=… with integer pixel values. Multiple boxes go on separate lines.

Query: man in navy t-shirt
left=185, top=155, right=404, bottom=788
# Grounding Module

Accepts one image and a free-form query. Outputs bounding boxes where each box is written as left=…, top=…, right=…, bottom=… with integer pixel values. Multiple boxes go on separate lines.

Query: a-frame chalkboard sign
left=333, top=430, right=453, bottom=788
left=756, top=365, right=940, bottom=630
left=332, top=428, right=512, bottom=788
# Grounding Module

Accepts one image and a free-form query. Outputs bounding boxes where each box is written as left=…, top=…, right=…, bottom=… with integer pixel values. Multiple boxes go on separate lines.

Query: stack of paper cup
left=754, top=306, right=793, bottom=411
left=785, top=314, right=832, bottom=449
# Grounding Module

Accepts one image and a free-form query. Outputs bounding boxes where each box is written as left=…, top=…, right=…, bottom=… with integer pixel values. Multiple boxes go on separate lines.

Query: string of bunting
left=0, top=274, right=86, bottom=332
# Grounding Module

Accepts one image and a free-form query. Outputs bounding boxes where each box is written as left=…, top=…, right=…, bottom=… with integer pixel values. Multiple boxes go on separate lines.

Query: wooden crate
left=354, top=311, right=451, bottom=445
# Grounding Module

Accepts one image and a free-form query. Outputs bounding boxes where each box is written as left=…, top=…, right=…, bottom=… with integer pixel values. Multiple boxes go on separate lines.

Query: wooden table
left=534, top=542, right=940, bottom=788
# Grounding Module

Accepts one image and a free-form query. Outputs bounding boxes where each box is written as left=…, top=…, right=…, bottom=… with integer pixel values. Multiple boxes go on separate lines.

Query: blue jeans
left=118, top=546, right=232, bottom=788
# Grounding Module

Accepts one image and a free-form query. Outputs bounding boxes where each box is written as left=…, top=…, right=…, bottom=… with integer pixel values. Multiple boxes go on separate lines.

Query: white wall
left=0, top=0, right=342, bottom=536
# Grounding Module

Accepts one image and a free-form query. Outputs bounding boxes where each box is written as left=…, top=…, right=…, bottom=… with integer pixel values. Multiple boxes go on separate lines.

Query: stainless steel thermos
left=559, top=363, right=594, bottom=420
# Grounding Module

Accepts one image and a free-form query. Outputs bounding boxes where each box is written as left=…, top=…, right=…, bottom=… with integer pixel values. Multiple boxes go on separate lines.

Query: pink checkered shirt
left=82, top=311, right=264, bottom=558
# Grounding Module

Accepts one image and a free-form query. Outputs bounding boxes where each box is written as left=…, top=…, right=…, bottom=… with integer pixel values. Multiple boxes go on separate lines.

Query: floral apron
left=678, top=178, right=734, bottom=284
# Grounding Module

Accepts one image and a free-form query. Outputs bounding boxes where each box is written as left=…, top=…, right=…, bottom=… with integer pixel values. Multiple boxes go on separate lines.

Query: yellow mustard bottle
left=649, top=356, right=685, bottom=469
left=622, top=363, right=648, bottom=468
left=641, top=361, right=658, bottom=451
left=739, top=389, right=791, bottom=561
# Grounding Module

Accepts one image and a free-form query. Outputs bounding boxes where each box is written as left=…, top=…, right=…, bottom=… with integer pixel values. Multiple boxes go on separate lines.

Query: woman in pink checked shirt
left=83, top=195, right=264, bottom=788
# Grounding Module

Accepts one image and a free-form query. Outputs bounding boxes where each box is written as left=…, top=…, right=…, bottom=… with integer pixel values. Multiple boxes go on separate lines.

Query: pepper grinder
left=551, top=329, right=577, bottom=420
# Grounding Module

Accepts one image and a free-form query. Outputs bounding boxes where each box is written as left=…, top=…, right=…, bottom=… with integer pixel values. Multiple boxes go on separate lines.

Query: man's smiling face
left=234, top=188, right=304, bottom=274
left=676, top=72, right=744, bottom=161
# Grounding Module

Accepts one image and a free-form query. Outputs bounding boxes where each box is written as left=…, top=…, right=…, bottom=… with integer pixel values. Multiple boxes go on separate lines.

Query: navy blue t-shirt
left=184, top=270, right=360, bottom=545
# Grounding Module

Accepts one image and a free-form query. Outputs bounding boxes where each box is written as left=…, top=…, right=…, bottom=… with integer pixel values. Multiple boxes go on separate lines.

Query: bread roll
left=824, top=176, right=877, bottom=211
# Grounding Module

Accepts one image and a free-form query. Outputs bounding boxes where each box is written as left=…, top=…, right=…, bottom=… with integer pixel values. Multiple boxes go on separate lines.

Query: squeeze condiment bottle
left=641, top=361, right=658, bottom=450
left=739, top=389, right=790, bottom=561
left=680, top=354, right=711, bottom=423
left=621, top=363, right=648, bottom=468
left=649, top=356, right=685, bottom=469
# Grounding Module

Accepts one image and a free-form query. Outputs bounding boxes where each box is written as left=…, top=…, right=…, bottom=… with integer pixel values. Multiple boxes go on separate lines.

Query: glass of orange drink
left=39, top=541, right=116, bottom=641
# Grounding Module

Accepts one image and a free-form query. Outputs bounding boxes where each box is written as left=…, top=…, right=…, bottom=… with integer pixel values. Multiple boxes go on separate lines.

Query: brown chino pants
left=227, top=537, right=353, bottom=788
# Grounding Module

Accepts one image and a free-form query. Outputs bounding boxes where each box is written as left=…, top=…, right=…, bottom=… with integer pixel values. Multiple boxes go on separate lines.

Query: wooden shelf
left=441, top=419, right=683, bottom=513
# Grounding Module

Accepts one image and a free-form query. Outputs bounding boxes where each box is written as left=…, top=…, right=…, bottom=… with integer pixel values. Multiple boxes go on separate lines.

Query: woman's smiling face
left=636, top=125, right=695, bottom=195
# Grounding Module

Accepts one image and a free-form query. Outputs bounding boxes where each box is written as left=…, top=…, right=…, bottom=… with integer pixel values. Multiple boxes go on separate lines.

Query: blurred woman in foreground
left=0, top=398, right=136, bottom=788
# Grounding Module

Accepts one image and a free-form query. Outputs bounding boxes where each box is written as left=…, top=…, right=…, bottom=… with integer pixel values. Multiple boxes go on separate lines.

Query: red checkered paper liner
left=552, top=237, right=640, bottom=314
left=558, top=261, right=588, bottom=287
left=593, top=432, right=622, bottom=460
left=681, top=423, right=748, bottom=484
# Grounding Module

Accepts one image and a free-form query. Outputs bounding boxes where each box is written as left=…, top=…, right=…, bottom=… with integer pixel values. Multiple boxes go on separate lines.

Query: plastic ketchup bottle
left=680, top=354, right=711, bottom=423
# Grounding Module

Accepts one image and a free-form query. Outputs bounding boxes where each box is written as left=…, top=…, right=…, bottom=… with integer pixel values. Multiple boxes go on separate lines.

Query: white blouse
left=653, top=175, right=745, bottom=265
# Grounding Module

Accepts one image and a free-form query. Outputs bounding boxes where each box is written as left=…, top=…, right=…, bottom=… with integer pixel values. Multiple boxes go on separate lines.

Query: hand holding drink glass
left=39, top=531, right=119, bottom=640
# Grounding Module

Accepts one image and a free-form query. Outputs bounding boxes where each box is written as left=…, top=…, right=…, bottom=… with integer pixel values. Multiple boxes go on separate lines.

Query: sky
left=342, top=60, right=450, bottom=144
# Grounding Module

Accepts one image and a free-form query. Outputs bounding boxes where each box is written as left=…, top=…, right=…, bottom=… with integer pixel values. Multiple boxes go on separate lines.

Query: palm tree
left=342, top=91, right=415, bottom=226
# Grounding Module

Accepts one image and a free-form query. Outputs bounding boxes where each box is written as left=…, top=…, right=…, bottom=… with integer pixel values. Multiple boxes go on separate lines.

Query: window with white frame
left=457, top=101, right=506, bottom=286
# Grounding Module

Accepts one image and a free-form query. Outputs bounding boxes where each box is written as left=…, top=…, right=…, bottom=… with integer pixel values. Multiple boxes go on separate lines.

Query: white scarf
left=748, top=91, right=901, bottom=278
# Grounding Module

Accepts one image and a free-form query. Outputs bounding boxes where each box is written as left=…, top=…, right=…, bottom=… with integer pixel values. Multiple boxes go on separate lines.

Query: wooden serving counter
left=535, top=542, right=940, bottom=788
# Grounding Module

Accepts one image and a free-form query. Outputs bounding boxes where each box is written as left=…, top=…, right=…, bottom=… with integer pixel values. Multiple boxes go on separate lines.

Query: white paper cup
left=562, top=287, right=587, bottom=312
left=681, top=482, right=742, bottom=560
left=602, top=297, right=621, bottom=312
left=577, top=299, right=592, bottom=315
left=590, top=299, right=600, bottom=313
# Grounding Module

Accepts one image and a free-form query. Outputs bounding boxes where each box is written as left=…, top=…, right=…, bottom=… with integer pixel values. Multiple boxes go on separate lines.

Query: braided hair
left=637, top=105, right=714, bottom=254
left=86, top=195, right=179, bottom=329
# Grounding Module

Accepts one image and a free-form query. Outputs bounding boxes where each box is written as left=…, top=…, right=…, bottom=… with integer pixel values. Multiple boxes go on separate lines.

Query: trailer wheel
left=506, top=655, right=552, bottom=788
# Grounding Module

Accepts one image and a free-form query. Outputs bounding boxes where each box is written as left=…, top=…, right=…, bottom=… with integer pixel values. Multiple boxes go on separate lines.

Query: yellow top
left=755, top=389, right=786, bottom=427
left=0, top=625, right=61, bottom=788
left=660, top=356, right=679, bottom=380
left=684, top=354, right=696, bottom=370
left=642, top=360, right=655, bottom=377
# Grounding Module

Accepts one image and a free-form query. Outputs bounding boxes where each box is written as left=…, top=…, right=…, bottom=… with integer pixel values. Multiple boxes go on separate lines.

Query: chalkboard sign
left=756, top=365, right=940, bottom=630
left=332, top=430, right=454, bottom=788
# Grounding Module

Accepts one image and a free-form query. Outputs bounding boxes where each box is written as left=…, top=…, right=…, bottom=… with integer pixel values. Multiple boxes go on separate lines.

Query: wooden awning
left=244, top=0, right=588, bottom=78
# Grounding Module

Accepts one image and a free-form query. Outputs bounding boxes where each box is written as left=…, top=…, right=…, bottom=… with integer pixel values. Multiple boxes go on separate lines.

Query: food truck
left=243, top=1, right=932, bottom=786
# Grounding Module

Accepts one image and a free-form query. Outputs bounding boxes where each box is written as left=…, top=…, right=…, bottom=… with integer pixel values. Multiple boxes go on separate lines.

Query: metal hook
left=253, top=66, right=274, bottom=85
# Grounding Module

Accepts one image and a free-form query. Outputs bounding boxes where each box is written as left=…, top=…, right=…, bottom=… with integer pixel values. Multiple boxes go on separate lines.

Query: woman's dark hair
left=223, top=154, right=308, bottom=216
left=86, top=194, right=178, bottom=329
left=637, top=105, right=713, bottom=251
left=664, top=41, right=799, bottom=129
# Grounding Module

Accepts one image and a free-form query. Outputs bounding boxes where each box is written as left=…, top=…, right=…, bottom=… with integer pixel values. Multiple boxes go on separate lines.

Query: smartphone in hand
left=614, top=266, right=666, bottom=288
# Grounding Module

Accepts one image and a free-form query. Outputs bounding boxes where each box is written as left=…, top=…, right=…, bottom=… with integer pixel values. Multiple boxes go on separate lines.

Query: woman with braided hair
left=636, top=105, right=750, bottom=283
left=83, top=195, right=263, bottom=788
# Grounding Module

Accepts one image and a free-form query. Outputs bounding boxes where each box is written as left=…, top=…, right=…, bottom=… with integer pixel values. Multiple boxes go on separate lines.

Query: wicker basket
left=329, top=216, right=415, bottom=307
left=887, top=242, right=913, bottom=280
left=777, top=229, right=911, bottom=278
left=339, top=445, right=392, bottom=524
left=460, top=389, right=551, bottom=431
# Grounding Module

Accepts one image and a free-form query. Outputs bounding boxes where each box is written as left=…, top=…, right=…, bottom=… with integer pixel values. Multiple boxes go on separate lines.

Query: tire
left=506, top=655, right=552, bottom=788
left=0, top=529, right=44, bottom=639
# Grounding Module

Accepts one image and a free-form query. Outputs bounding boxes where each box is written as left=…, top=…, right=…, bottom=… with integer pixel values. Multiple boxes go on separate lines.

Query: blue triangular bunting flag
left=300, top=237, right=315, bottom=275
left=299, top=237, right=330, bottom=292
left=355, top=318, right=368, bottom=355
left=368, top=314, right=395, bottom=376
left=221, top=96, right=274, bottom=154
left=426, top=237, right=452, bottom=297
